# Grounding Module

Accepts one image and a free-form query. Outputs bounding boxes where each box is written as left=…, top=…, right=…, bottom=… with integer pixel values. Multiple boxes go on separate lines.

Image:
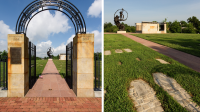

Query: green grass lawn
left=0, top=59, right=48, bottom=87
left=53, top=59, right=102, bottom=88
left=35, top=60, right=48, bottom=77
left=53, top=59, right=67, bottom=78
left=132, top=33, right=200, bottom=57
left=94, top=60, right=102, bottom=88
left=104, top=34, right=200, bottom=112
left=0, top=62, right=7, bottom=87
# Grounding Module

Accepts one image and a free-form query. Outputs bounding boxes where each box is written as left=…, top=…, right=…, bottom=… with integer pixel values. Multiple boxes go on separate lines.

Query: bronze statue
left=120, top=10, right=124, bottom=20
left=47, top=47, right=53, bottom=58
left=114, top=8, right=128, bottom=31
left=114, top=15, right=125, bottom=31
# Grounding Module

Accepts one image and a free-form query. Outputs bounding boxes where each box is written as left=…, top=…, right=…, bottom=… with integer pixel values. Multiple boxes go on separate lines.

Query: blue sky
left=104, top=0, right=200, bottom=26
left=0, top=0, right=102, bottom=58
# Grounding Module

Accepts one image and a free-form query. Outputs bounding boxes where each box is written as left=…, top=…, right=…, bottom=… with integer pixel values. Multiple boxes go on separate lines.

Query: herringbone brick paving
left=0, top=97, right=101, bottom=112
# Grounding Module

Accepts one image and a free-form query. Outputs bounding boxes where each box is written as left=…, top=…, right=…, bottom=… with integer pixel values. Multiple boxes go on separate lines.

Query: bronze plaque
left=10, top=47, right=21, bottom=64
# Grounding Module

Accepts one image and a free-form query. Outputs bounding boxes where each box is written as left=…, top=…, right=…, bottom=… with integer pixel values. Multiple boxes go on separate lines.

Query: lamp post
left=180, top=22, right=182, bottom=33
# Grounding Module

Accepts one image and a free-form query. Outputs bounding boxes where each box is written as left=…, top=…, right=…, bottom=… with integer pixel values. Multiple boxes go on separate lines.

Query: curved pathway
left=121, top=33, right=200, bottom=73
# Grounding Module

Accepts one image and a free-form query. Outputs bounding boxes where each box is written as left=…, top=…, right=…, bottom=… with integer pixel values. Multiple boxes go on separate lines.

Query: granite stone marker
left=7, top=34, right=29, bottom=97
left=73, top=34, right=94, bottom=97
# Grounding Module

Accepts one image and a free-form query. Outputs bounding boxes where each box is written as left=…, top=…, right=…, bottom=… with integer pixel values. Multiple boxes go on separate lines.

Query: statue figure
left=119, top=10, right=124, bottom=20
left=114, top=8, right=128, bottom=31
left=47, top=47, right=53, bottom=58
left=114, top=15, right=125, bottom=31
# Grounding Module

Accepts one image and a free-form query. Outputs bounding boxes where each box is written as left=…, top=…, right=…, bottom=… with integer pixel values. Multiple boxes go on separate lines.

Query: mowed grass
left=53, top=59, right=66, bottom=78
left=0, top=60, right=48, bottom=86
left=0, top=62, right=7, bottom=87
left=35, top=60, right=48, bottom=78
left=104, top=34, right=200, bottom=112
left=94, top=60, right=102, bottom=88
left=132, top=33, right=200, bottom=57
left=53, top=59, right=102, bottom=88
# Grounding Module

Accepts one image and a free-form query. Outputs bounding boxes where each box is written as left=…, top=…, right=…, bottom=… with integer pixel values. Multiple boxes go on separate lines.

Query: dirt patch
left=136, top=58, right=140, bottom=61
left=118, top=61, right=122, bottom=65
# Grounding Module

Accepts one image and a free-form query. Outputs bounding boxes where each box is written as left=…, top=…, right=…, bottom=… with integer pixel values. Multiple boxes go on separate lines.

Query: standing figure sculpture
left=47, top=47, right=54, bottom=59
left=114, top=8, right=128, bottom=31
left=120, top=10, right=124, bottom=20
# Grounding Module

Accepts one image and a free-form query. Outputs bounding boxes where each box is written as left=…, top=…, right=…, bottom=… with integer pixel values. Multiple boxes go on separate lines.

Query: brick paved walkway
left=0, top=97, right=101, bottom=111
left=25, top=60, right=75, bottom=97
left=122, top=33, right=200, bottom=73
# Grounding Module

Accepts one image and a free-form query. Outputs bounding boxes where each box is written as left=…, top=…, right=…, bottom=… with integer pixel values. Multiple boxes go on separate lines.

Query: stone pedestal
left=7, top=34, right=29, bottom=97
left=117, top=31, right=126, bottom=33
left=73, top=34, right=94, bottom=97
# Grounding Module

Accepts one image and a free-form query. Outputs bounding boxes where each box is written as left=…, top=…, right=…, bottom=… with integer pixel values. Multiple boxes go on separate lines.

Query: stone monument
left=7, top=34, right=29, bottom=97
left=114, top=8, right=128, bottom=33
left=72, top=34, right=94, bottom=97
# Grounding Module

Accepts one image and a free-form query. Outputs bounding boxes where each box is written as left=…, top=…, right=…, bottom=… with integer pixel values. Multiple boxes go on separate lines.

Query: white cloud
left=36, top=40, right=66, bottom=57
left=66, top=34, right=75, bottom=45
left=0, top=20, right=14, bottom=40
left=87, top=0, right=102, bottom=18
left=27, top=10, right=71, bottom=42
left=0, top=20, right=14, bottom=51
left=67, top=30, right=102, bottom=52
left=53, top=42, right=66, bottom=55
left=0, top=40, right=7, bottom=51
left=36, top=40, right=52, bottom=57
left=92, top=30, right=102, bottom=53
left=36, top=30, right=102, bottom=57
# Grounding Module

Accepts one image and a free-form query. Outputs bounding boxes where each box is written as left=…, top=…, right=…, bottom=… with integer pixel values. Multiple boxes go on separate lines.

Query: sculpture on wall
left=114, top=8, right=128, bottom=31
left=47, top=47, right=54, bottom=59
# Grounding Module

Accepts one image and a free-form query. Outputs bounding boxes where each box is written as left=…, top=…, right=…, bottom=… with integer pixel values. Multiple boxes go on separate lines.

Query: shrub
left=170, top=20, right=181, bottom=33
left=104, top=22, right=136, bottom=32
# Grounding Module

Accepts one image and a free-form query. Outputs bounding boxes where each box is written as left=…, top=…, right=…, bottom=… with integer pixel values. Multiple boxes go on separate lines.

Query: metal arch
left=16, top=0, right=81, bottom=34
left=24, top=9, right=77, bottom=35
left=17, top=0, right=86, bottom=34
left=16, top=0, right=86, bottom=35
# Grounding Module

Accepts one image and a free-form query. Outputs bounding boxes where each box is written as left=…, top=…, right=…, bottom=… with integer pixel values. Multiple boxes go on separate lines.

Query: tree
left=104, top=22, right=114, bottom=32
left=187, top=16, right=200, bottom=33
left=57, top=54, right=59, bottom=59
left=121, top=23, right=136, bottom=32
left=180, top=21, right=187, bottom=27
left=162, top=18, right=167, bottom=22
left=0, top=51, right=2, bottom=55
left=104, top=22, right=113, bottom=29
left=170, top=20, right=181, bottom=33
left=1, top=50, right=8, bottom=57
left=94, top=52, right=102, bottom=60
left=182, top=22, right=196, bottom=33
left=104, top=22, right=136, bottom=32
left=166, top=21, right=172, bottom=33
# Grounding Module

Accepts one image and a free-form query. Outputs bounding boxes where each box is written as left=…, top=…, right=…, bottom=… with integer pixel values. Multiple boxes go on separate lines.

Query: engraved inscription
left=13, top=37, right=19, bottom=41
left=10, top=47, right=21, bottom=64
left=83, top=37, right=89, bottom=40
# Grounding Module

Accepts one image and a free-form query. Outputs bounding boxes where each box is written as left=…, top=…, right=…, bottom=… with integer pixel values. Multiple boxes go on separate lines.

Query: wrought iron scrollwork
left=16, top=0, right=86, bottom=35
